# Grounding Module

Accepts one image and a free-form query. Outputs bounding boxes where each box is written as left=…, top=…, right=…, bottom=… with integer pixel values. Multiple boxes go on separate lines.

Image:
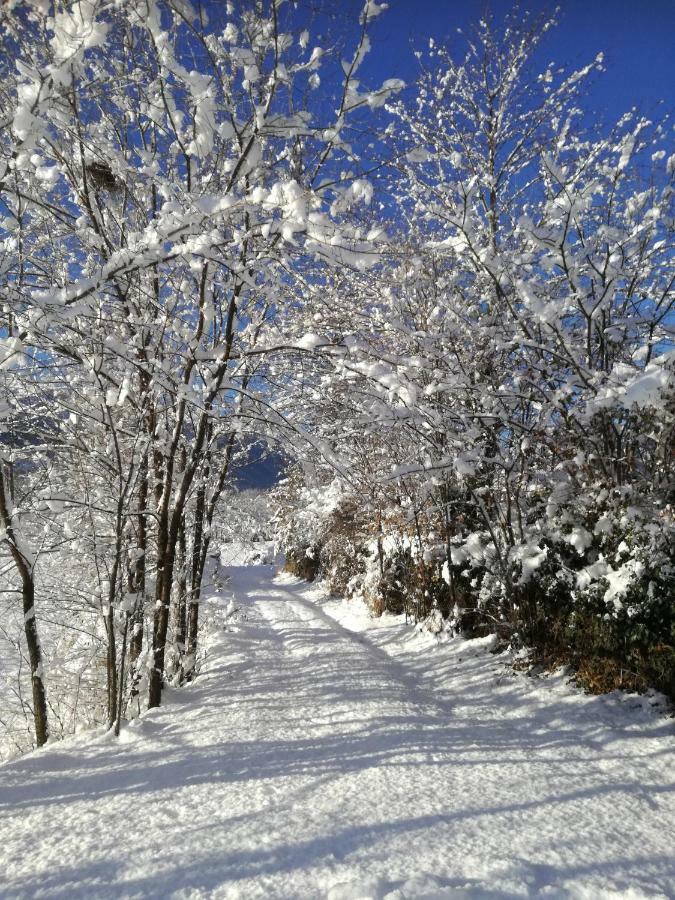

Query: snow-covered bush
left=271, top=10, right=674, bottom=698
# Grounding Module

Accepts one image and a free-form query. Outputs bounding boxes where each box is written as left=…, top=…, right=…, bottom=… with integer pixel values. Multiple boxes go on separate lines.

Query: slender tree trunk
left=149, top=476, right=191, bottom=706
left=105, top=601, right=117, bottom=729
left=184, top=433, right=238, bottom=682
left=104, top=534, right=123, bottom=728
left=129, top=458, right=147, bottom=667
left=105, top=494, right=127, bottom=728
left=184, top=480, right=206, bottom=681
left=23, top=578, right=49, bottom=747
left=174, top=512, right=188, bottom=669
left=148, top=522, right=174, bottom=708
left=114, top=611, right=130, bottom=737
left=0, top=464, right=49, bottom=747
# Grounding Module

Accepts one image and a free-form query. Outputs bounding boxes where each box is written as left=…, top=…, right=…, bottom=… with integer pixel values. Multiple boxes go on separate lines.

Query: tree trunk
left=129, top=458, right=148, bottom=667
left=0, top=464, right=49, bottom=747
left=23, top=578, right=49, bottom=748
left=173, top=512, right=188, bottom=672
left=184, top=481, right=206, bottom=681
left=183, top=434, right=239, bottom=682
left=114, top=611, right=130, bottom=737
left=105, top=601, right=118, bottom=729
left=148, top=532, right=174, bottom=708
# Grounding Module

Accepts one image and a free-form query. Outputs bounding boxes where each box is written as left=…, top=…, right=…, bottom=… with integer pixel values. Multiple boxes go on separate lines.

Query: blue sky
left=359, top=0, right=675, bottom=122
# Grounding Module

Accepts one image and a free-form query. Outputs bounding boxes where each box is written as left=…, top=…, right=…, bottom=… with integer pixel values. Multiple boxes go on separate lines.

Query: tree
left=1, top=0, right=402, bottom=751
left=278, top=11, right=674, bottom=690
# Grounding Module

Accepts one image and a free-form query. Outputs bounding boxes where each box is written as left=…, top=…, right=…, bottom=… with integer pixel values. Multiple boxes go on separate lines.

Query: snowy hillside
left=1, top=558, right=672, bottom=900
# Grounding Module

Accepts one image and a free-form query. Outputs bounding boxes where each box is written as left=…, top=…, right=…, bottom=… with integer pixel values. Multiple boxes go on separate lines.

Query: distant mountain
left=1, top=419, right=287, bottom=490
left=229, top=441, right=287, bottom=490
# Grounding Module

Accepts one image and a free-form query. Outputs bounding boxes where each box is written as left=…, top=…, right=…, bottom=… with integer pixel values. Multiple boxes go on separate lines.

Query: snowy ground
left=0, top=562, right=673, bottom=899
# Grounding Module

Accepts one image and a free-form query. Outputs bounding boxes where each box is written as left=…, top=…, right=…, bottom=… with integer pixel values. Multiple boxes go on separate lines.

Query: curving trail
left=0, top=563, right=673, bottom=899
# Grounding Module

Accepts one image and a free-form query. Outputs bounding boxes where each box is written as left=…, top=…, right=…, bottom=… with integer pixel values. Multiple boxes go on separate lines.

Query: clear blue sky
left=359, top=0, right=675, bottom=123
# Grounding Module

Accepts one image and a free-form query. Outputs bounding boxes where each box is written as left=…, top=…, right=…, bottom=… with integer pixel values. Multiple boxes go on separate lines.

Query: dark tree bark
left=104, top=600, right=118, bottom=729
left=174, top=512, right=188, bottom=665
left=0, top=464, right=49, bottom=747
left=129, top=456, right=148, bottom=667
left=184, top=480, right=206, bottom=680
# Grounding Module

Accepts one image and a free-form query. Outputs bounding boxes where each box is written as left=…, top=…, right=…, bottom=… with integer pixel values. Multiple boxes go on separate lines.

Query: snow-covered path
left=0, top=565, right=673, bottom=900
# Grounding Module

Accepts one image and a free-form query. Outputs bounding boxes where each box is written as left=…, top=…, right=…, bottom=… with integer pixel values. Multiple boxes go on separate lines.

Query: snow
left=50, top=0, right=109, bottom=64
left=568, top=526, right=593, bottom=555
left=0, top=560, right=673, bottom=899
left=622, top=355, right=672, bottom=409
left=295, top=332, right=324, bottom=351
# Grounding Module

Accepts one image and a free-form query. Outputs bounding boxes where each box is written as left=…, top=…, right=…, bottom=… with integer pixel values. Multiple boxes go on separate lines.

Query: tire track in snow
left=255, top=582, right=457, bottom=727
left=0, top=564, right=672, bottom=900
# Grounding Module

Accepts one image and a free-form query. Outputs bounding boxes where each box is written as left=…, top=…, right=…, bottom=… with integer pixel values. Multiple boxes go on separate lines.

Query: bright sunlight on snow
left=1, top=1, right=674, bottom=898
left=1, top=558, right=672, bottom=899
